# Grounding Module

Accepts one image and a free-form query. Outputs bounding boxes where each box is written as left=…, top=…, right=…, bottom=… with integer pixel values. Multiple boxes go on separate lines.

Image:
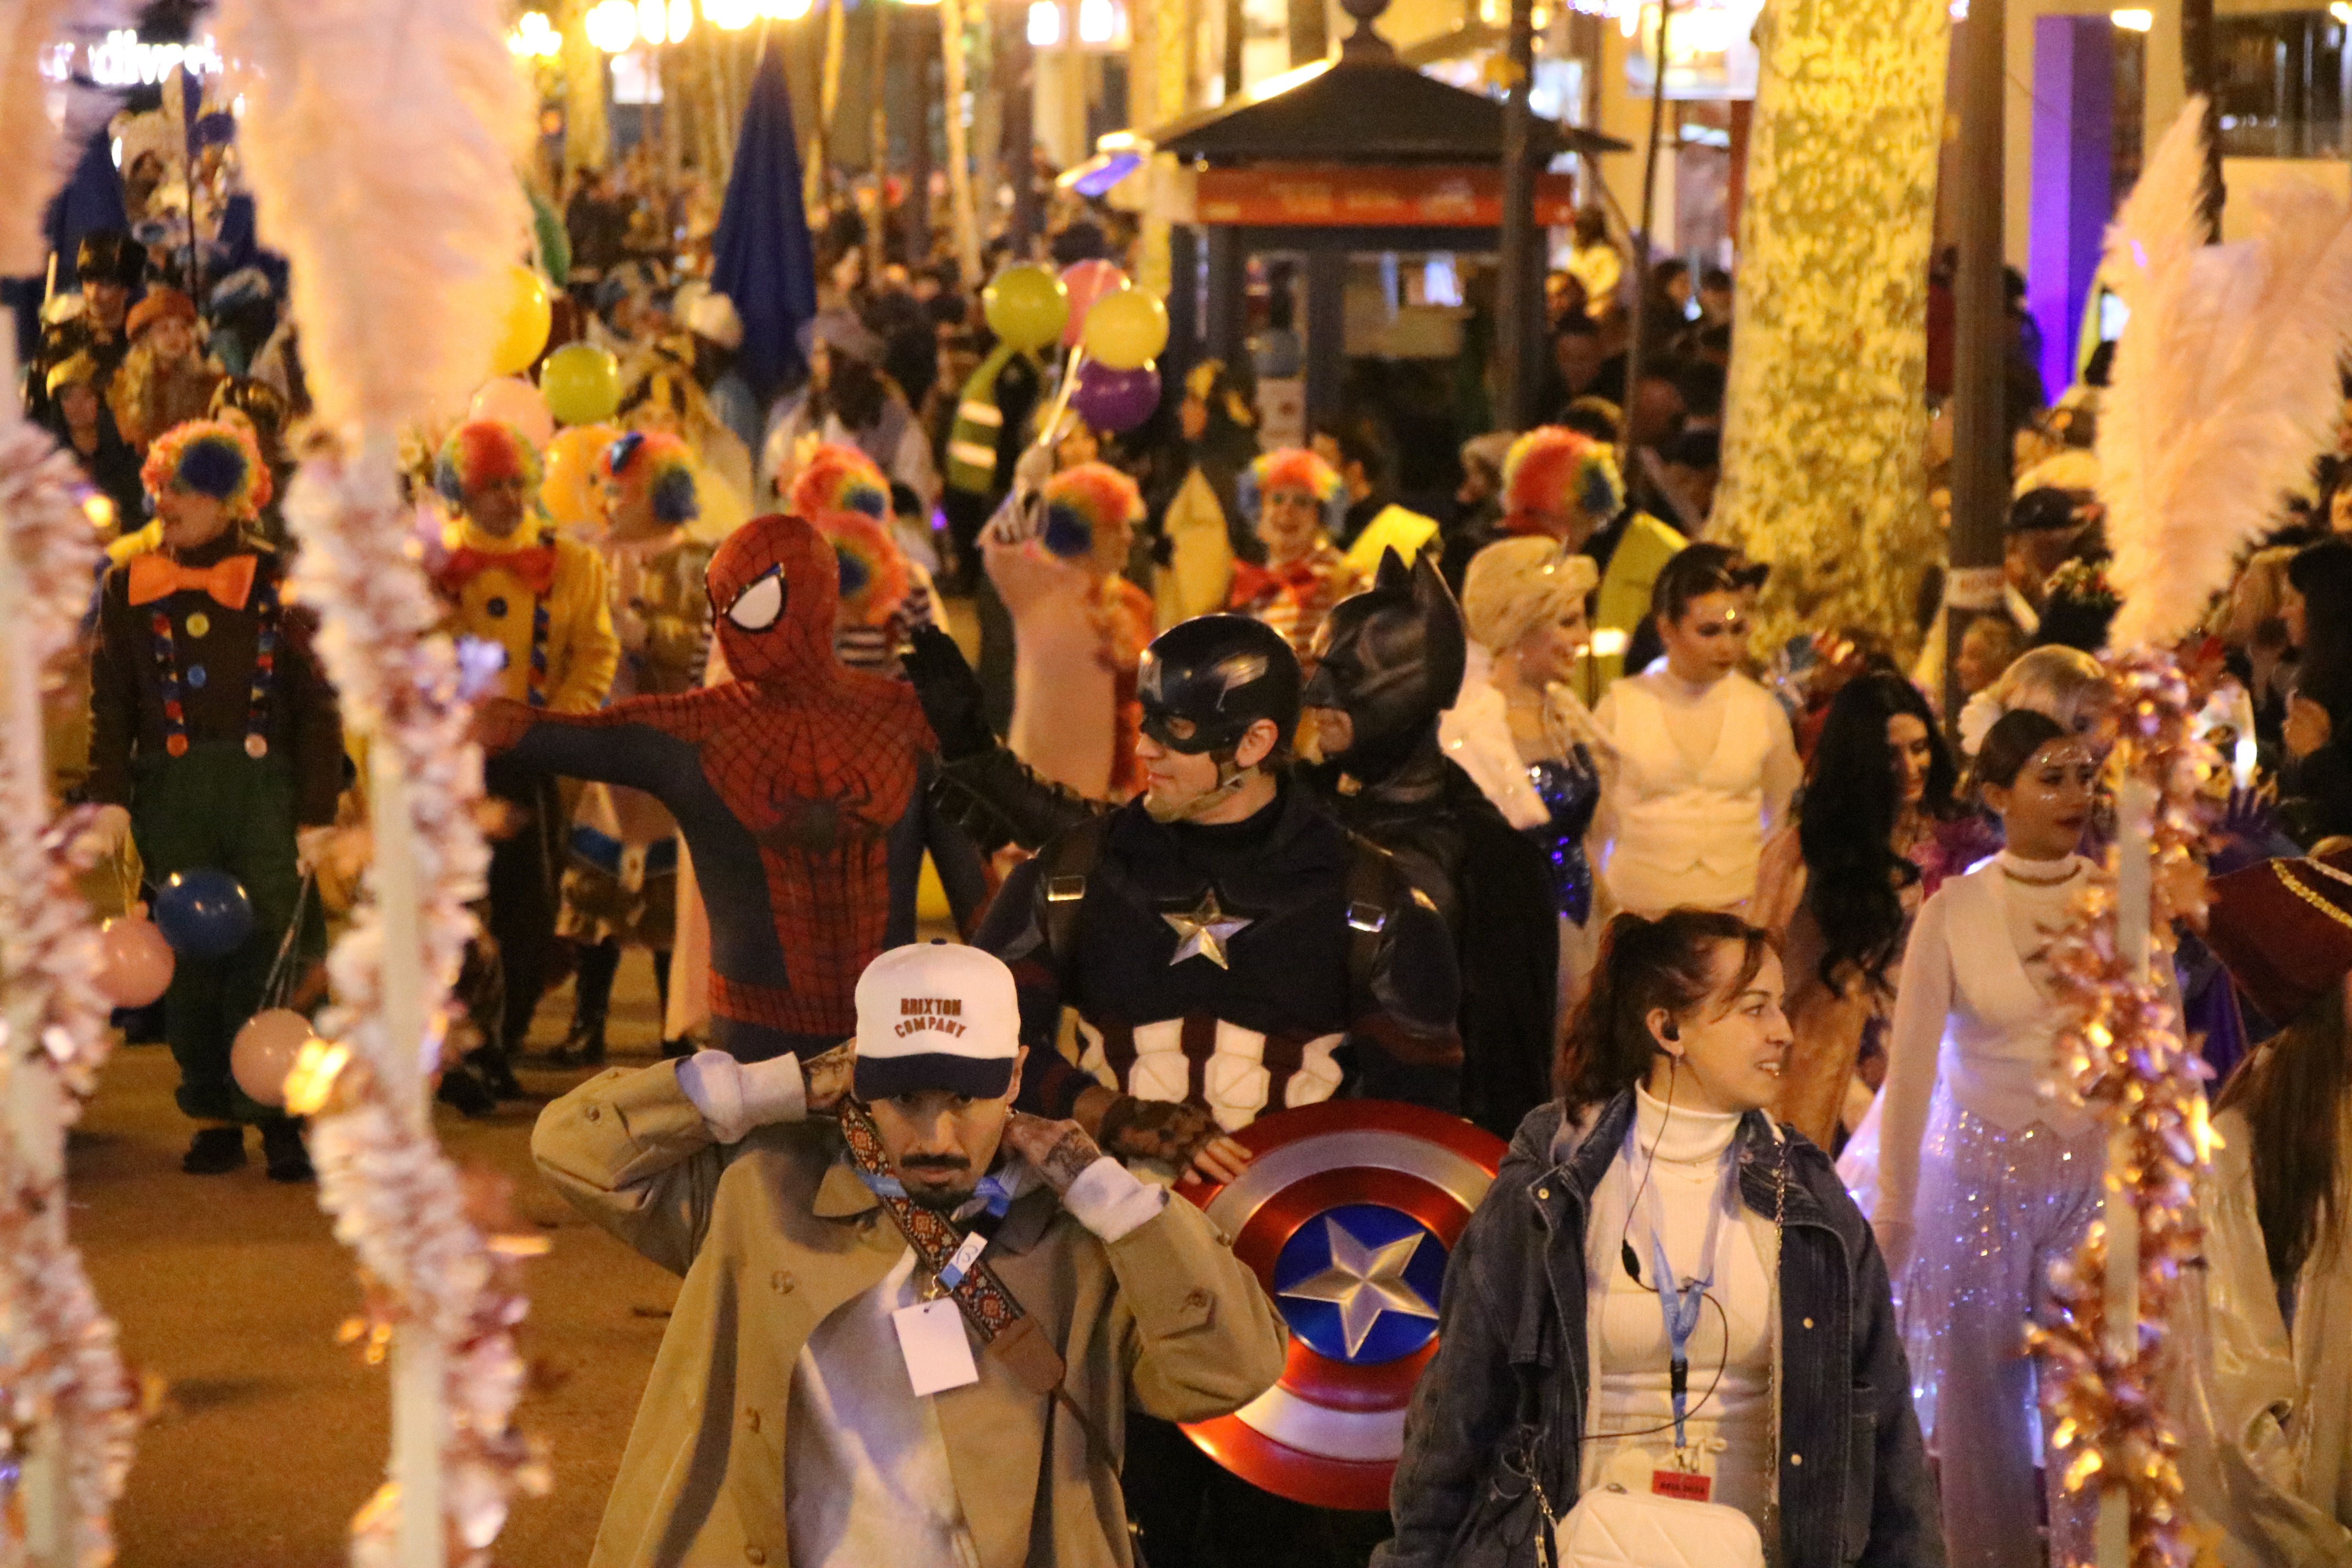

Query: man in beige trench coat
left=533, top=941, right=1288, bottom=1568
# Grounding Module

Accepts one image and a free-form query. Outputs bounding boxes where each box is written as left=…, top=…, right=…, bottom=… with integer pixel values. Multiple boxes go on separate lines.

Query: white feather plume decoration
left=214, top=0, right=533, bottom=434
left=209, top=5, right=545, bottom=1561
left=2100, top=96, right=2352, bottom=651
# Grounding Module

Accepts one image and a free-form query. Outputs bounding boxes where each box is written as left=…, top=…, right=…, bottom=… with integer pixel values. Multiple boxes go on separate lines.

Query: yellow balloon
left=541, top=423, right=619, bottom=530
left=489, top=264, right=553, bottom=378
left=541, top=342, right=624, bottom=427
left=1080, top=288, right=1169, bottom=372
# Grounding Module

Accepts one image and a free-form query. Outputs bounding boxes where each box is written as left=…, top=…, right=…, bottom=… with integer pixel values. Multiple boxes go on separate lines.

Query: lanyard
left=1622, top=1115, right=1741, bottom=1451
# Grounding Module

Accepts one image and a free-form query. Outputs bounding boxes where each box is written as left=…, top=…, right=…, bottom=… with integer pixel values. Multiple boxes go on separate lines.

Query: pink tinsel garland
left=0, top=415, right=141, bottom=1564
left=280, top=448, right=545, bottom=1566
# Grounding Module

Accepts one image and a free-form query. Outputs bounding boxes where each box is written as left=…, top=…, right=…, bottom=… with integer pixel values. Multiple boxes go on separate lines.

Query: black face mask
left=1301, top=550, right=1467, bottom=781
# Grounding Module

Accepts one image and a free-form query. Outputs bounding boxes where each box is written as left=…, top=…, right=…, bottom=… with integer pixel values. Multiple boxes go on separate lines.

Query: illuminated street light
left=2110, top=7, right=2152, bottom=29
left=1027, top=0, right=1060, bottom=46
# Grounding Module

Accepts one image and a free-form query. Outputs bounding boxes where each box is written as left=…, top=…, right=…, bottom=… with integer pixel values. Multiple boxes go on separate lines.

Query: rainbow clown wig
left=434, top=420, right=545, bottom=510
left=1237, top=447, right=1346, bottom=530
left=1502, top=426, right=1623, bottom=533
left=600, top=429, right=701, bottom=526
left=786, top=442, right=890, bottom=523
left=142, top=419, right=271, bottom=518
left=814, top=509, right=914, bottom=629
left=1039, top=462, right=1144, bottom=570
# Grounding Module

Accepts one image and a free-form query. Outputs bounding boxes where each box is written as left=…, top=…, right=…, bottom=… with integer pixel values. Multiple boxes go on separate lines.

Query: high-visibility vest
left=945, top=342, right=1037, bottom=498
left=1580, top=509, right=1685, bottom=693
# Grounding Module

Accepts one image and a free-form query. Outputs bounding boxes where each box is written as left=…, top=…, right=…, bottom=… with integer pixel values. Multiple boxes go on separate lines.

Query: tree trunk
left=1713, top=0, right=1952, bottom=662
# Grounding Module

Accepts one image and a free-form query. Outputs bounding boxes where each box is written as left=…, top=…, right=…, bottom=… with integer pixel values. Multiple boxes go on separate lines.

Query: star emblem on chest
left=1159, top=887, right=1254, bottom=969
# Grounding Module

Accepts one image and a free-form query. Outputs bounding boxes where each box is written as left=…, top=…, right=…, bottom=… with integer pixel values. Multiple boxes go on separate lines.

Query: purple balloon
left=1070, top=361, right=1162, bottom=433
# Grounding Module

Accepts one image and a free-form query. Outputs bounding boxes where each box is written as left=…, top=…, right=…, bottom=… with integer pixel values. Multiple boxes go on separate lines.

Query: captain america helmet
left=1136, top=614, right=1302, bottom=755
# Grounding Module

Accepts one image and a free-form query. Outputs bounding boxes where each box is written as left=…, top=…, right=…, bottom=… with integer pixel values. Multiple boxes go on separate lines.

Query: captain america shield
left=1178, top=1099, right=1508, bottom=1510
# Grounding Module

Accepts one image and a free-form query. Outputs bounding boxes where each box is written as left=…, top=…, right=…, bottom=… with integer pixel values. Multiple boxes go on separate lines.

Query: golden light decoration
left=1712, top=0, right=1950, bottom=662
left=704, top=0, right=759, bottom=26
left=585, top=0, right=639, bottom=51
left=2026, top=648, right=2219, bottom=1568
left=505, top=9, right=561, bottom=56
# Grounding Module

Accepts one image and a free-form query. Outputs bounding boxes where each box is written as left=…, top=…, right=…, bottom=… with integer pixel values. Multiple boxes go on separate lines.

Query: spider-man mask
left=708, top=513, right=841, bottom=684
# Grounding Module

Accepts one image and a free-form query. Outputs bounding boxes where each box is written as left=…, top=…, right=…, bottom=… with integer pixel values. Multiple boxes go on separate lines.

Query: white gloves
left=78, top=804, right=133, bottom=863
left=295, top=826, right=339, bottom=878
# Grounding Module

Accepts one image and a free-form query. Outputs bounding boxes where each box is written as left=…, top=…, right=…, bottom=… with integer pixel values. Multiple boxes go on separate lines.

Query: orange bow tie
left=435, top=544, right=558, bottom=598
left=127, top=552, right=258, bottom=611
left=1229, top=557, right=1324, bottom=605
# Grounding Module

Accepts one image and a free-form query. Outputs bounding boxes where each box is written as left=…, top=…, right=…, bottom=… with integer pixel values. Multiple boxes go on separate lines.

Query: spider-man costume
left=478, top=514, right=946, bottom=1061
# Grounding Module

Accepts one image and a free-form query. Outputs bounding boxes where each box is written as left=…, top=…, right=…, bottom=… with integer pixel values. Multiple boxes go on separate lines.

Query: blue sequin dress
left=1528, top=747, right=1602, bottom=926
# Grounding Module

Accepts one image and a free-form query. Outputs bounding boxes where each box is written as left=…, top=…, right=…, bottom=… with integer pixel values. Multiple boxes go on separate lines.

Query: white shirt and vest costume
left=1594, top=670, right=1799, bottom=917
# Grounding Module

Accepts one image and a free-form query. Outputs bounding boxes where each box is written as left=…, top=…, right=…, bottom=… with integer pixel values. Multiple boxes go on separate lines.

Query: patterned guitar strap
left=836, top=1101, right=1119, bottom=1468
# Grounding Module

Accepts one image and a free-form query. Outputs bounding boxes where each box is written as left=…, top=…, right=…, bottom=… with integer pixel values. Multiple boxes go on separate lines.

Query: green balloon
left=984, top=264, right=1070, bottom=353
left=541, top=342, right=623, bottom=427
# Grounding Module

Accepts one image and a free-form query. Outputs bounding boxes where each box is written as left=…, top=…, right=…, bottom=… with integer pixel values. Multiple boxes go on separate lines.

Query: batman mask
left=1300, top=551, right=1468, bottom=781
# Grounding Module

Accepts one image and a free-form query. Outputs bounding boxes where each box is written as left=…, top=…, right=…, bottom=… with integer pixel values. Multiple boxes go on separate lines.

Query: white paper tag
left=892, top=1299, right=980, bottom=1397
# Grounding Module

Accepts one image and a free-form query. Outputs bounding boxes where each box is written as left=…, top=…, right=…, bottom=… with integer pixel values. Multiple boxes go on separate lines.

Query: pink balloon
left=468, top=377, right=556, bottom=446
left=232, top=1009, right=317, bottom=1108
left=96, top=916, right=174, bottom=1008
left=1059, top=259, right=1130, bottom=348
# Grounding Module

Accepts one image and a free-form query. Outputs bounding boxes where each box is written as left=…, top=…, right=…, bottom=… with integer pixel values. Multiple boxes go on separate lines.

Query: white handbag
left=1551, top=1482, right=1767, bottom=1568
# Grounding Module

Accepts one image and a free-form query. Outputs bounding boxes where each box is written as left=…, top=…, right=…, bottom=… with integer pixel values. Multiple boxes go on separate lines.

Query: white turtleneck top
left=1581, top=1086, right=1777, bottom=1523
left=1875, top=850, right=2097, bottom=1239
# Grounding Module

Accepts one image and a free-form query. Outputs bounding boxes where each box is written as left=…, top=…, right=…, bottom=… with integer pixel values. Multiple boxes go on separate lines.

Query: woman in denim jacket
left=1377, top=910, right=1943, bottom=1568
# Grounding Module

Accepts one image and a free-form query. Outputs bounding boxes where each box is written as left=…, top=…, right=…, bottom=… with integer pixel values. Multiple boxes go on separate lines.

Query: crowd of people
left=21, top=112, right=2352, bottom=1568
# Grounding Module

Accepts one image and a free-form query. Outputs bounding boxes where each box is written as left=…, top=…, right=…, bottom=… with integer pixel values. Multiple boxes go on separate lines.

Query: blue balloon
left=153, top=869, right=254, bottom=960
left=1250, top=327, right=1303, bottom=380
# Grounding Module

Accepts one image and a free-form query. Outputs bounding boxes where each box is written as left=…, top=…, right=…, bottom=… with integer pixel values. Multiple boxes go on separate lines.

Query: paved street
left=79, top=953, right=683, bottom=1568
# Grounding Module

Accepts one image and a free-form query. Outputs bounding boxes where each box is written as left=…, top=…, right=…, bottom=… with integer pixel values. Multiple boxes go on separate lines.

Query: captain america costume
left=477, top=513, right=978, bottom=1061
left=977, top=776, right=1463, bottom=1129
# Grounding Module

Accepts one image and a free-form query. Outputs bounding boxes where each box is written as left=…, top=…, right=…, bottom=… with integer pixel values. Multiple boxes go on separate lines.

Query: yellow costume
left=437, top=517, right=619, bottom=713
left=1342, top=502, right=1441, bottom=578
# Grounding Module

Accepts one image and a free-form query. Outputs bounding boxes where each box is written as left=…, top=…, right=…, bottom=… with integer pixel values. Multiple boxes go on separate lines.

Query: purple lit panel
left=2029, top=15, right=2114, bottom=398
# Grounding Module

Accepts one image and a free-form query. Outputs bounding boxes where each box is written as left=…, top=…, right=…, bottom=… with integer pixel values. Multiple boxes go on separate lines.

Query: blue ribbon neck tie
left=1624, top=1117, right=1741, bottom=1453
left=854, top=1167, right=1019, bottom=1289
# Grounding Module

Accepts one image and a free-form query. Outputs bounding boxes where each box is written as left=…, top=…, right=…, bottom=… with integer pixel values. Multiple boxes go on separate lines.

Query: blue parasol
left=710, top=38, right=819, bottom=406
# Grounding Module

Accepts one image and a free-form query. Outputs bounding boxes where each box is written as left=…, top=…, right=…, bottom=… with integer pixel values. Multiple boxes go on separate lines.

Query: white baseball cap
left=853, top=941, right=1021, bottom=1101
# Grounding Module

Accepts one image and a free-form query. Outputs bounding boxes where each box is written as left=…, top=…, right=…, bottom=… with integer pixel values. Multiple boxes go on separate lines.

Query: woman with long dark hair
left=1757, top=672, right=1978, bottom=1150
left=1378, top=910, right=1940, bottom=1568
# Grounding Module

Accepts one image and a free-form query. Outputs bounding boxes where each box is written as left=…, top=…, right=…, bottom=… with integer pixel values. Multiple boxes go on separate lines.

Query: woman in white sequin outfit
left=1874, top=708, right=2103, bottom=1568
